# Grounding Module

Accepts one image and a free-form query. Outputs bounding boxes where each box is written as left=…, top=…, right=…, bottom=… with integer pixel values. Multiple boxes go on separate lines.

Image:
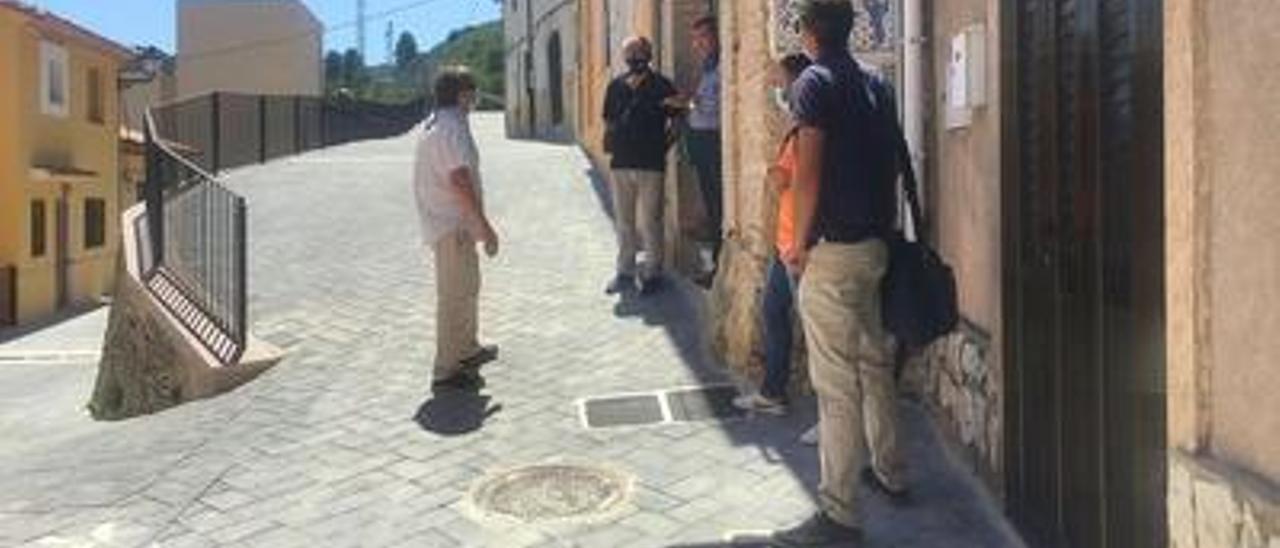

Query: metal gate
left=1000, top=0, right=1166, bottom=546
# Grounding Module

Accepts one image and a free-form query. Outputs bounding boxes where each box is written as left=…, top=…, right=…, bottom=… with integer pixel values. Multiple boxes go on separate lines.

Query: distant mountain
left=422, top=20, right=503, bottom=108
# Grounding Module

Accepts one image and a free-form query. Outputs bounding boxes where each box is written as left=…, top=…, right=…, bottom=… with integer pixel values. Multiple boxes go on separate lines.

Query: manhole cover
left=470, top=464, right=631, bottom=523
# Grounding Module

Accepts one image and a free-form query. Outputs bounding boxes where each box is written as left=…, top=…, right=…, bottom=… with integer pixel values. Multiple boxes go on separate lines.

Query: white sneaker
left=799, top=424, right=819, bottom=445
left=732, top=393, right=787, bottom=416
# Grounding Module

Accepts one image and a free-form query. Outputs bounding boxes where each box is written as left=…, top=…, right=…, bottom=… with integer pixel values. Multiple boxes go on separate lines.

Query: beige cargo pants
left=797, top=238, right=904, bottom=528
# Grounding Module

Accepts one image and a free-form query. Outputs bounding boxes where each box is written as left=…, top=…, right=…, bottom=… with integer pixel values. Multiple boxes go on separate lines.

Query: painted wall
left=0, top=8, right=126, bottom=324
left=0, top=11, right=20, bottom=268
left=920, top=0, right=1005, bottom=488
left=1166, top=0, right=1280, bottom=485
left=504, top=0, right=579, bottom=141
left=177, top=0, right=322, bottom=99
left=1166, top=1, right=1280, bottom=545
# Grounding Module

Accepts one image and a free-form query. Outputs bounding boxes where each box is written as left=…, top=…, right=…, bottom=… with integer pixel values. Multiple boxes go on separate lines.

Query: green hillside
left=423, top=20, right=504, bottom=106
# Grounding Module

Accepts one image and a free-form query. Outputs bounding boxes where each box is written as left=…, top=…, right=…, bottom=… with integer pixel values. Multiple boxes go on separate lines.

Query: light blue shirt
left=689, top=56, right=720, bottom=131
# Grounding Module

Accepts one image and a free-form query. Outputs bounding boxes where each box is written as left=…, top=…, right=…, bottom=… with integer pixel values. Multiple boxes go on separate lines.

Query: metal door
left=1001, top=0, right=1166, bottom=546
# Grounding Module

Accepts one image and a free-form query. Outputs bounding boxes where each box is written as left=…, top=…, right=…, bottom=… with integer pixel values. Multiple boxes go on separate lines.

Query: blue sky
left=33, top=0, right=501, bottom=61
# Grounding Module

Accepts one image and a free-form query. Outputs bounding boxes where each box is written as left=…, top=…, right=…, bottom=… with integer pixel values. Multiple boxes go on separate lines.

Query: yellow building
left=0, top=1, right=132, bottom=326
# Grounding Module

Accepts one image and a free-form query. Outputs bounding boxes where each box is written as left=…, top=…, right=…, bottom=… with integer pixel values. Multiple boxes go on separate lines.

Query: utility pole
left=357, top=0, right=367, bottom=60
left=386, top=21, right=394, bottom=65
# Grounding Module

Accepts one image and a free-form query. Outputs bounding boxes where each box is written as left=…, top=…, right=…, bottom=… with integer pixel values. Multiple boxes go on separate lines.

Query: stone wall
left=89, top=205, right=282, bottom=420
left=911, top=323, right=1001, bottom=488
left=1168, top=451, right=1280, bottom=548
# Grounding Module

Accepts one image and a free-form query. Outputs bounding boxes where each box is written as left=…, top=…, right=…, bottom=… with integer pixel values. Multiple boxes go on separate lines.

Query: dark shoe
left=605, top=274, right=635, bottom=295
left=431, top=370, right=485, bottom=392
left=637, top=275, right=664, bottom=296
left=460, top=344, right=499, bottom=372
left=771, top=512, right=863, bottom=547
left=861, top=466, right=910, bottom=505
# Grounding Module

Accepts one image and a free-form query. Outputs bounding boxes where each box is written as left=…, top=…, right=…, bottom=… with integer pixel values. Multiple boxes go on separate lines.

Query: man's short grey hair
left=622, top=36, right=654, bottom=60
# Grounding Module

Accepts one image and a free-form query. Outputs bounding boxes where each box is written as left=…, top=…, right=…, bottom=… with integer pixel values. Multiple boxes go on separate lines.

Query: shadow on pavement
left=586, top=166, right=616, bottom=221
left=414, top=390, right=503, bottom=436
left=0, top=302, right=104, bottom=345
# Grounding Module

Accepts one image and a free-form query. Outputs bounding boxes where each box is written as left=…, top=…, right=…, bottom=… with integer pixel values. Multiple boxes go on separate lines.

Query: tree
left=395, top=31, right=419, bottom=73
left=341, top=48, right=367, bottom=89
left=324, top=50, right=344, bottom=89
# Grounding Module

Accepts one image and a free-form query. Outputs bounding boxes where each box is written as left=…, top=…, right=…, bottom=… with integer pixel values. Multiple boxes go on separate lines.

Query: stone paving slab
left=0, top=115, right=1023, bottom=548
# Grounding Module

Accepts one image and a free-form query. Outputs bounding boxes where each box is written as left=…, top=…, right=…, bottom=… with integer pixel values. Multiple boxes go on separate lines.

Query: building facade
left=0, top=1, right=132, bottom=326
left=503, top=0, right=579, bottom=141
left=706, top=1, right=1279, bottom=547
left=176, top=0, right=323, bottom=99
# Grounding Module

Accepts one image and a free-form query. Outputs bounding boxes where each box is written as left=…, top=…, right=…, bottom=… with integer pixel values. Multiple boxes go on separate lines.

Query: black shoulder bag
left=877, top=86, right=959, bottom=347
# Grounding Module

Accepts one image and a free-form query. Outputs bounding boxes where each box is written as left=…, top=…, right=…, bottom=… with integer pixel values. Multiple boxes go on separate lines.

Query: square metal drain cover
left=582, top=394, right=664, bottom=428
left=666, top=385, right=745, bottom=422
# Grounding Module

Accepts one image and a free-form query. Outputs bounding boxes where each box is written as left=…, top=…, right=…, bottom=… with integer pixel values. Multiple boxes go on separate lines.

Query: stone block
left=87, top=206, right=284, bottom=420
left=1194, top=467, right=1243, bottom=548
left=1169, top=456, right=1198, bottom=548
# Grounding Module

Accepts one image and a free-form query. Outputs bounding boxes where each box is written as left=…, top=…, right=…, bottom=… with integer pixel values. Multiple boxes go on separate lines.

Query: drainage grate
left=470, top=464, right=631, bottom=523
left=582, top=394, right=664, bottom=428
left=666, top=385, right=746, bottom=422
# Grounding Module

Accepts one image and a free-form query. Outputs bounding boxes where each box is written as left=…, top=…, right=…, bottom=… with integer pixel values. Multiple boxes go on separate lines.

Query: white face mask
left=772, top=86, right=790, bottom=113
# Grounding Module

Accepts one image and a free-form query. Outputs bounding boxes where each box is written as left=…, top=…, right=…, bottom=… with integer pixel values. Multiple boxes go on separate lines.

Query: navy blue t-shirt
left=789, top=51, right=899, bottom=245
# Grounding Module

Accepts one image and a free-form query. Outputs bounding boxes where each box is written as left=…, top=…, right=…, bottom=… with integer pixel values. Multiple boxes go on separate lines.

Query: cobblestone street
left=0, top=114, right=1021, bottom=548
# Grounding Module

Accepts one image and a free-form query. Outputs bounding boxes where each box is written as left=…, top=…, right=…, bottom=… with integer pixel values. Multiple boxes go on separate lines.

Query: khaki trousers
left=432, top=229, right=481, bottom=379
left=798, top=239, right=903, bottom=528
left=611, top=169, right=664, bottom=280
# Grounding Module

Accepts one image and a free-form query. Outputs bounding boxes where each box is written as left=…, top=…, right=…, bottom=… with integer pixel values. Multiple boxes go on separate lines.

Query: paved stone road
left=0, top=114, right=1022, bottom=548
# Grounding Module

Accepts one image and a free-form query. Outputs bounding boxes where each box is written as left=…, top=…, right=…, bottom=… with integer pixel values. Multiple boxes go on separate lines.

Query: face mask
left=626, top=58, right=650, bottom=74
left=772, top=86, right=790, bottom=113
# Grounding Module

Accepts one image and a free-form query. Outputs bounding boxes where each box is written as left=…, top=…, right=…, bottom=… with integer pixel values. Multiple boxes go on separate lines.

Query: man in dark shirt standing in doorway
left=602, top=36, right=680, bottom=296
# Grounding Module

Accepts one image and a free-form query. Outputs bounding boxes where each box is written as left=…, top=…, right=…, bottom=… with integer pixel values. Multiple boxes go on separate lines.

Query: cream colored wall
left=0, top=11, right=21, bottom=266
left=1167, top=0, right=1280, bottom=483
left=177, top=0, right=322, bottom=99
left=932, top=0, right=1001, bottom=342
left=506, top=0, right=579, bottom=141
left=8, top=21, right=122, bottom=323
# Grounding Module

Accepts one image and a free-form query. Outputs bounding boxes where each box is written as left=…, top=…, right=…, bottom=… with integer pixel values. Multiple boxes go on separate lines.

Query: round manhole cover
left=470, top=464, right=632, bottom=523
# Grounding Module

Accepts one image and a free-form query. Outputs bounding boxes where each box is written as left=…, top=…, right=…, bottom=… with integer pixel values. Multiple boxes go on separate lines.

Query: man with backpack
left=774, top=1, right=908, bottom=545
left=602, top=36, right=681, bottom=296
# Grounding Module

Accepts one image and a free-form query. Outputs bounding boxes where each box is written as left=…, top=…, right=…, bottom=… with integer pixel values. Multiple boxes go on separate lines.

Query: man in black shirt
left=602, top=36, right=680, bottom=295
left=774, top=1, right=907, bottom=546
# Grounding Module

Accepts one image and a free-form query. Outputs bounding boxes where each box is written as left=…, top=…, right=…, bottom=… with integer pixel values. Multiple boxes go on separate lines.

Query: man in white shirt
left=413, top=68, right=500, bottom=391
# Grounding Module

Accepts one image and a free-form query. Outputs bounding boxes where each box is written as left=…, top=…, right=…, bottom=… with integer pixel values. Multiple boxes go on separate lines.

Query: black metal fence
left=143, top=111, right=247, bottom=365
left=150, top=93, right=427, bottom=174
